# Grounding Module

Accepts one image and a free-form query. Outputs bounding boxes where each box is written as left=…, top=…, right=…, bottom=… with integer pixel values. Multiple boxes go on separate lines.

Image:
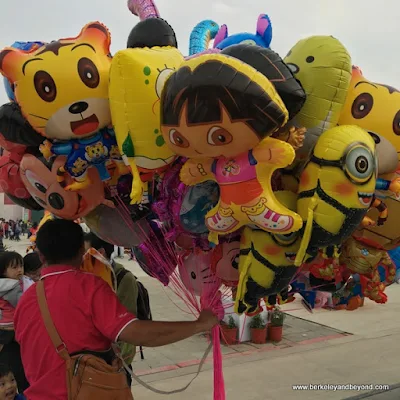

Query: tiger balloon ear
left=0, top=47, right=31, bottom=83
left=352, top=65, right=363, bottom=79
left=0, top=21, right=112, bottom=84
left=75, top=22, right=112, bottom=54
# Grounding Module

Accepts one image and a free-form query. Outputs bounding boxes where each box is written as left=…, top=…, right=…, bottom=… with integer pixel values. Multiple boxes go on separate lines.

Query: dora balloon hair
left=161, top=60, right=287, bottom=139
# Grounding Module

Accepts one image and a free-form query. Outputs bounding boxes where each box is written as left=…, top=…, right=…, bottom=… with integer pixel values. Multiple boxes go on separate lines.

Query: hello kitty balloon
left=178, top=250, right=219, bottom=296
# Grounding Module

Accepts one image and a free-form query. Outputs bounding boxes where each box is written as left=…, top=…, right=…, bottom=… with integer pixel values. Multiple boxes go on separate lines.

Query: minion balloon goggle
left=272, top=231, right=299, bottom=247
left=309, top=142, right=378, bottom=185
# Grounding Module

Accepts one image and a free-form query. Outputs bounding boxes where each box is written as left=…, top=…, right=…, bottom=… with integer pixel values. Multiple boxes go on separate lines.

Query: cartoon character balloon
left=3, top=41, right=46, bottom=101
left=127, top=0, right=160, bottom=19
left=221, top=45, right=306, bottom=120
left=0, top=102, right=44, bottom=147
left=179, top=250, right=217, bottom=296
left=0, top=148, right=42, bottom=210
left=0, top=22, right=112, bottom=140
left=20, top=154, right=112, bottom=219
left=284, top=36, right=352, bottom=160
left=213, top=14, right=272, bottom=50
left=338, top=69, right=400, bottom=248
left=339, top=66, right=400, bottom=161
left=109, top=45, right=184, bottom=204
left=210, top=237, right=240, bottom=287
left=189, top=20, right=219, bottom=55
left=235, top=191, right=303, bottom=315
left=0, top=22, right=122, bottom=191
left=295, top=125, right=378, bottom=265
left=161, top=47, right=304, bottom=244
left=84, top=203, right=149, bottom=248
left=153, top=158, right=219, bottom=250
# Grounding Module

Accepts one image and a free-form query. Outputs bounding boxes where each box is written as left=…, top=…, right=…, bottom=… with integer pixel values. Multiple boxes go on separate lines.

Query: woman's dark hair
left=23, top=252, right=42, bottom=274
left=32, top=222, right=38, bottom=229
left=0, top=251, right=23, bottom=277
left=161, top=59, right=287, bottom=139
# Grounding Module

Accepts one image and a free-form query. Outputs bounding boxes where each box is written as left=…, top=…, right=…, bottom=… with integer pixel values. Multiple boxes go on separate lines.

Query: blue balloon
left=3, top=41, right=45, bottom=101
left=213, top=14, right=272, bottom=50
left=189, top=20, right=219, bottom=55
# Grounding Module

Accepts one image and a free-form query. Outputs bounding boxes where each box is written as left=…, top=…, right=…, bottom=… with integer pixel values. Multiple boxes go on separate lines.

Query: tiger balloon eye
left=351, top=93, right=374, bottom=120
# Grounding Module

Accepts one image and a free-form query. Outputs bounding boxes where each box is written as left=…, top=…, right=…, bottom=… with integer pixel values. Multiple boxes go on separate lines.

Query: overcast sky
left=0, top=0, right=399, bottom=106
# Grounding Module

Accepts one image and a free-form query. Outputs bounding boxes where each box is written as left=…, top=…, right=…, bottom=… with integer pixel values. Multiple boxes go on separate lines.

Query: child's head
left=0, top=364, right=17, bottom=400
left=0, top=252, right=24, bottom=280
left=23, top=252, right=43, bottom=282
left=161, top=57, right=288, bottom=159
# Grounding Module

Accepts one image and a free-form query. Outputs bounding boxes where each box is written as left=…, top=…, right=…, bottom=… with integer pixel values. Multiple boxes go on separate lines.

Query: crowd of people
left=0, top=220, right=38, bottom=243
left=0, top=218, right=217, bottom=399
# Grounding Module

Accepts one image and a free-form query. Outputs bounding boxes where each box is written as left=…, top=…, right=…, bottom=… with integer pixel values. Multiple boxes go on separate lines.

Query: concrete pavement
left=130, top=330, right=400, bottom=400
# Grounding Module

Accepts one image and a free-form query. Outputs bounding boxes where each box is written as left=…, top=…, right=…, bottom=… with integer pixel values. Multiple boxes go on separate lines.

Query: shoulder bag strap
left=36, top=279, right=70, bottom=361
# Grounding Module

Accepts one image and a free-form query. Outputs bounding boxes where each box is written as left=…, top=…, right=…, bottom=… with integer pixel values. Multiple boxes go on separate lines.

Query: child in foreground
left=0, top=364, right=25, bottom=399
left=22, top=253, right=43, bottom=292
left=0, top=253, right=29, bottom=393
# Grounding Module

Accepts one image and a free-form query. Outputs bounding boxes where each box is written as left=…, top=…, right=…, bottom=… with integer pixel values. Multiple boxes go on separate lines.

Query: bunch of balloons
left=1, top=0, right=399, bottom=320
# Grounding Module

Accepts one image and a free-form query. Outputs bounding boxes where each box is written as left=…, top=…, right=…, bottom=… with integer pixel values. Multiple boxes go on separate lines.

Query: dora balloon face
left=161, top=54, right=289, bottom=160
left=162, top=103, right=260, bottom=159
left=210, top=239, right=240, bottom=287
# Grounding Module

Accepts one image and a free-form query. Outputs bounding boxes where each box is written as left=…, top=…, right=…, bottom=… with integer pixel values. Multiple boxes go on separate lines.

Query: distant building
left=0, top=193, right=25, bottom=220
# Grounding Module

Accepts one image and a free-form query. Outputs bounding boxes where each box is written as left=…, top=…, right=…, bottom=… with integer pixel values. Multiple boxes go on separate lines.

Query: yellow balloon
left=235, top=191, right=302, bottom=315
left=295, top=125, right=377, bottom=265
left=339, top=66, right=400, bottom=169
left=284, top=36, right=352, bottom=159
left=159, top=52, right=302, bottom=244
left=109, top=46, right=184, bottom=203
left=0, top=22, right=112, bottom=140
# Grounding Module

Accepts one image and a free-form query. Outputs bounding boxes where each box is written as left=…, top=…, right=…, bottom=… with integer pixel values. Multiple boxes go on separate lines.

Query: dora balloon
left=161, top=51, right=303, bottom=244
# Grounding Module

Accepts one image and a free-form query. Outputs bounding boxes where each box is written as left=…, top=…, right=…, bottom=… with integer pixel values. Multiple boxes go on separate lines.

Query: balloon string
left=107, top=182, right=229, bottom=399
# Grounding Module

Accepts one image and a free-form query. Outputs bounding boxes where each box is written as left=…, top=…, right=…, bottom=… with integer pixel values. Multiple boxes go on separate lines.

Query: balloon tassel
left=212, top=325, right=225, bottom=400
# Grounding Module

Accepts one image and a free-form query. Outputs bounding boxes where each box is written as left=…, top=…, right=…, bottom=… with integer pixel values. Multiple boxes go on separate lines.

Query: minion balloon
left=295, top=125, right=378, bottom=266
